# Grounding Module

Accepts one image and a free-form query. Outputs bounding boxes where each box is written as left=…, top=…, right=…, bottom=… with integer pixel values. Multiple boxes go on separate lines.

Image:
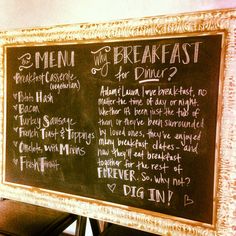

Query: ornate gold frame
left=0, top=9, right=235, bottom=235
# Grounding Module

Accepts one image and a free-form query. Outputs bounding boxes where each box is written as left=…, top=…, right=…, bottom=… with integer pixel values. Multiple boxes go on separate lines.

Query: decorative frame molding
left=0, top=9, right=235, bottom=235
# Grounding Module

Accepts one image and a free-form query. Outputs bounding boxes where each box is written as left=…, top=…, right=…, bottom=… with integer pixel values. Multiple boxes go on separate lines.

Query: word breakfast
left=113, top=41, right=202, bottom=65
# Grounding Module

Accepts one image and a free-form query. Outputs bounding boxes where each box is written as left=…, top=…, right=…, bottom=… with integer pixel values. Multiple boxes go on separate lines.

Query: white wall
left=0, top=0, right=235, bottom=30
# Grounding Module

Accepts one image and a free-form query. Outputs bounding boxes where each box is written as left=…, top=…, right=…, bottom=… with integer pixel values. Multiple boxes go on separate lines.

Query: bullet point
left=13, top=104, right=18, bottom=111
left=13, top=127, right=18, bottom=133
left=13, top=93, right=18, bottom=100
left=13, top=141, right=18, bottom=147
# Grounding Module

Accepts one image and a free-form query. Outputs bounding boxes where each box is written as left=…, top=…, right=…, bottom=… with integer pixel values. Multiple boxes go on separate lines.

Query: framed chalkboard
left=0, top=9, right=235, bottom=236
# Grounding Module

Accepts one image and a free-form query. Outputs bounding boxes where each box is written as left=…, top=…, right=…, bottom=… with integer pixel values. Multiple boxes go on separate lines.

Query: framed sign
left=0, top=9, right=235, bottom=236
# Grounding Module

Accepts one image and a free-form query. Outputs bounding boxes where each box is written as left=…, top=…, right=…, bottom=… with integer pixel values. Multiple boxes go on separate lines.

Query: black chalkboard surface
left=5, top=34, right=222, bottom=224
